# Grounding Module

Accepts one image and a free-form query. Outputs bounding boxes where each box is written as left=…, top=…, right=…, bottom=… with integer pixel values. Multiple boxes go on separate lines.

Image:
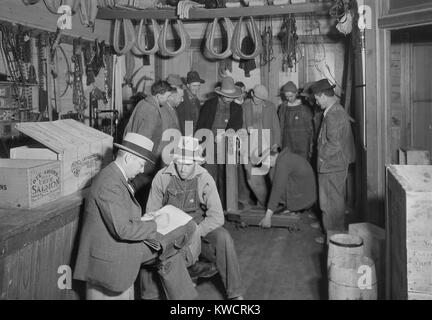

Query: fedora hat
left=186, top=71, right=205, bottom=84
left=310, top=79, right=336, bottom=95
left=166, top=74, right=184, bottom=87
left=215, top=77, right=242, bottom=98
left=252, top=85, right=269, bottom=101
left=114, top=133, right=156, bottom=164
left=173, top=136, right=205, bottom=165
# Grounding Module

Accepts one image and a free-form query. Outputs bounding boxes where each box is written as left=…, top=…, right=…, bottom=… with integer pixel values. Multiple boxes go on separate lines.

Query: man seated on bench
left=146, top=136, right=244, bottom=300
left=258, top=148, right=318, bottom=229
left=74, top=133, right=198, bottom=300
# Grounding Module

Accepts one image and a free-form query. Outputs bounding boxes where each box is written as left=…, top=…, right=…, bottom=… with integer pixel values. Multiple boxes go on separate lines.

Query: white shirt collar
left=114, top=162, right=128, bottom=182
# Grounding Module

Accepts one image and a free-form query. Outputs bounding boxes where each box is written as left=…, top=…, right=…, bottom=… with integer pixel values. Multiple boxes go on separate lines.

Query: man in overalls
left=146, top=136, right=244, bottom=300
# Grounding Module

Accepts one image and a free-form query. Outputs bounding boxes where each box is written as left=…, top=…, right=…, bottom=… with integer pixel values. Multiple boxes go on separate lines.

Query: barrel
left=86, top=283, right=134, bottom=300
left=327, top=234, right=364, bottom=270
left=328, top=254, right=377, bottom=300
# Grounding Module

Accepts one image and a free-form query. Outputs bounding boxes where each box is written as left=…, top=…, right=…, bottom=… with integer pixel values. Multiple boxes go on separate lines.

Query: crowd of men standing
left=72, top=70, right=356, bottom=300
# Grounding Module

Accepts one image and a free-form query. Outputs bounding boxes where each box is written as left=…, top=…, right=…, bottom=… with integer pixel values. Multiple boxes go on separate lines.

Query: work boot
left=188, top=261, right=218, bottom=280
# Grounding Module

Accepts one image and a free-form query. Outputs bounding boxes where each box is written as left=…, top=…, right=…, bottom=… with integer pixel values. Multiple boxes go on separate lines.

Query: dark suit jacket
left=196, top=96, right=243, bottom=133
left=73, top=163, right=157, bottom=292
left=317, top=103, right=356, bottom=173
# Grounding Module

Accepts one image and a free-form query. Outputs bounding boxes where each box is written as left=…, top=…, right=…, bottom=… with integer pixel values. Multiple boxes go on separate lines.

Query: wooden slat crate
left=386, top=165, right=432, bottom=300
left=13, top=120, right=113, bottom=196
left=0, top=159, right=61, bottom=209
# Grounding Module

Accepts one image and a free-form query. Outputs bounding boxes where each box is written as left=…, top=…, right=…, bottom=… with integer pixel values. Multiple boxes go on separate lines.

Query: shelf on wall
left=96, top=2, right=333, bottom=21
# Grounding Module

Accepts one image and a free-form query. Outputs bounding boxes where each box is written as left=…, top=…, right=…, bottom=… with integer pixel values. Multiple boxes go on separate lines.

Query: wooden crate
left=399, top=148, right=431, bottom=165
left=14, top=120, right=113, bottom=196
left=0, top=159, right=61, bottom=209
left=386, top=166, right=432, bottom=300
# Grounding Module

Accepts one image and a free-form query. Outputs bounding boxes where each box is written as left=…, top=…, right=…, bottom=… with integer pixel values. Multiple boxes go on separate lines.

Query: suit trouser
left=141, top=227, right=243, bottom=300
left=140, top=229, right=200, bottom=300
left=140, top=222, right=199, bottom=300
left=201, top=227, right=243, bottom=299
left=318, top=169, right=348, bottom=233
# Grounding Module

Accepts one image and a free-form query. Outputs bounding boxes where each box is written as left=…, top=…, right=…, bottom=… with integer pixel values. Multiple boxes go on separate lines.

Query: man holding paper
left=146, top=136, right=244, bottom=300
left=74, top=133, right=197, bottom=300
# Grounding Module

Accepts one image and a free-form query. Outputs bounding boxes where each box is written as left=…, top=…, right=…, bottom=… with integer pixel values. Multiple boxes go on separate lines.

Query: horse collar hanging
left=132, top=19, right=161, bottom=56
left=231, top=16, right=263, bottom=60
left=158, top=19, right=191, bottom=57
left=205, top=18, right=234, bottom=60
left=113, top=19, right=136, bottom=55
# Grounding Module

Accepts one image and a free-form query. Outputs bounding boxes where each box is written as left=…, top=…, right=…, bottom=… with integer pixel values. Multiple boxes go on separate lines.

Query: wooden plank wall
left=0, top=211, right=82, bottom=300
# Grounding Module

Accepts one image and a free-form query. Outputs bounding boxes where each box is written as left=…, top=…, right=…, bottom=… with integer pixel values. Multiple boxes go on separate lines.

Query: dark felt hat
left=310, top=79, right=336, bottom=94
left=186, top=71, right=205, bottom=84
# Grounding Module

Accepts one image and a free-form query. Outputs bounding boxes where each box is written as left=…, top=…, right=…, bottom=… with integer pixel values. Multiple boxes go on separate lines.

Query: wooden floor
left=195, top=211, right=328, bottom=300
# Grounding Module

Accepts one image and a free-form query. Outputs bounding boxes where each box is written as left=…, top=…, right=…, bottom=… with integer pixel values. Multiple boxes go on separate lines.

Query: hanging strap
left=231, top=16, right=263, bottom=60
left=113, top=19, right=136, bottom=55
left=158, top=19, right=191, bottom=57
left=204, top=17, right=234, bottom=60
left=78, top=0, right=99, bottom=27
left=132, top=19, right=160, bottom=56
left=43, top=0, right=62, bottom=14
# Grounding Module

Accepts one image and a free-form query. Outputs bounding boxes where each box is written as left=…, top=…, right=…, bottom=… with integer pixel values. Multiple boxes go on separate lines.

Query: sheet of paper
left=142, top=205, right=193, bottom=235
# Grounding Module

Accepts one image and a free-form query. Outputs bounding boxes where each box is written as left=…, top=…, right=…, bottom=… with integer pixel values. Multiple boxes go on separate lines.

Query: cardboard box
left=13, top=120, right=113, bottom=196
left=0, top=159, right=62, bottom=209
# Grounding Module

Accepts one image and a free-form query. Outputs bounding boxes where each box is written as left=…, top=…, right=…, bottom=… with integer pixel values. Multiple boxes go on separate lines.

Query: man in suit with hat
left=177, top=71, right=205, bottom=135
left=310, top=79, right=356, bottom=244
left=74, top=132, right=198, bottom=300
left=196, top=76, right=243, bottom=209
left=146, top=136, right=244, bottom=300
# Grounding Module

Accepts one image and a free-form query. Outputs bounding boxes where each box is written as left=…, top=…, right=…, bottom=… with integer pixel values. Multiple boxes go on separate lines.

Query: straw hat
left=173, top=136, right=205, bottom=165
left=114, top=133, right=156, bottom=164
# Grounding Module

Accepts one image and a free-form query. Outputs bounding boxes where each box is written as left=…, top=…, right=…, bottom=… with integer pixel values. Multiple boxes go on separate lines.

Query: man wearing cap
left=123, top=80, right=176, bottom=207
left=146, top=136, right=244, bottom=300
left=258, top=148, right=318, bottom=228
left=74, top=133, right=198, bottom=300
left=196, top=76, right=243, bottom=208
left=177, top=71, right=205, bottom=135
left=310, top=79, right=356, bottom=244
left=158, top=74, right=184, bottom=164
left=278, top=81, right=314, bottom=162
left=241, top=84, right=281, bottom=207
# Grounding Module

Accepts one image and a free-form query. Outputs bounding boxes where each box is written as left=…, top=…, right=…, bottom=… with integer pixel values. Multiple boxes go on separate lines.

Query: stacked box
left=13, top=120, right=113, bottom=196
left=0, top=159, right=61, bottom=209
